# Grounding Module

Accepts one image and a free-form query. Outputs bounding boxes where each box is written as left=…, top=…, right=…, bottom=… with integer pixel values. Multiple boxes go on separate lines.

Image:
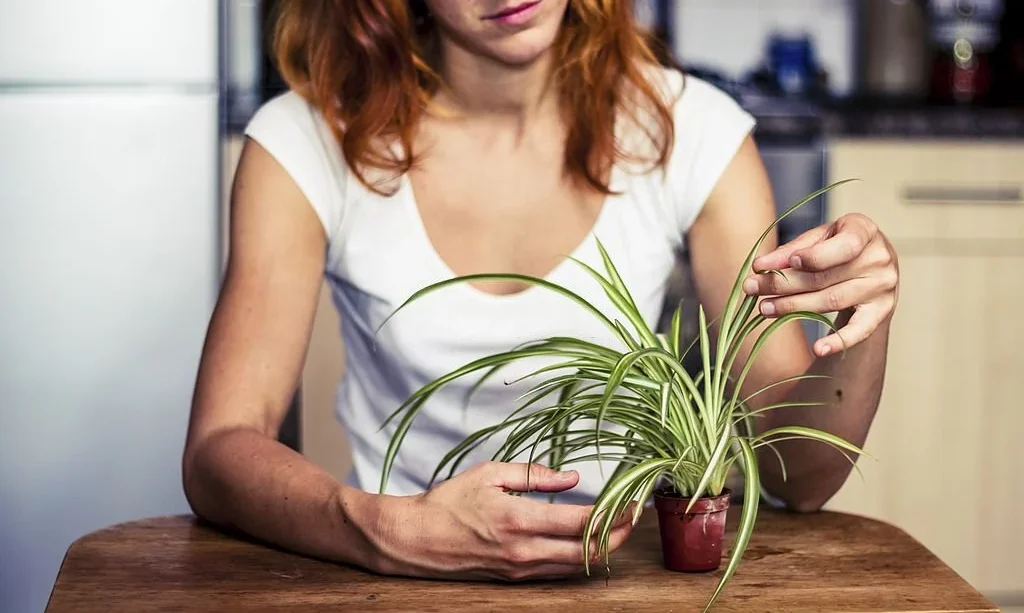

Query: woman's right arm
left=181, top=138, right=382, bottom=567
left=182, top=139, right=636, bottom=579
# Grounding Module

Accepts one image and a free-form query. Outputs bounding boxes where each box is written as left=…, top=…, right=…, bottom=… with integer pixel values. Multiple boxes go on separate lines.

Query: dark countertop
left=819, top=103, right=1024, bottom=140
left=746, top=97, right=1024, bottom=142
left=683, top=67, right=1024, bottom=141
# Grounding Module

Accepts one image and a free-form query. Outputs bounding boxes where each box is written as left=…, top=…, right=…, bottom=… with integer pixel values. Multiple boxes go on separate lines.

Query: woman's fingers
left=753, top=214, right=877, bottom=275
left=758, top=277, right=876, bottom=317
left=486, top=462, right=581, bottom=493
left=744, top=253, right=886, bottom=298
left=813, top=301, right=891, bottom=357
left=752, top=225, right=828, bottom=272
left=790, top=214, right=877, bottom=272
left=739, top=214, right=898, bottom=357
left=482, top=515, right=636, bottom=581
left=520, top=511, right=637, bottom=568
left=514, top=498, right=636, bottom=537
left=510, top=500, right=590, bottom=537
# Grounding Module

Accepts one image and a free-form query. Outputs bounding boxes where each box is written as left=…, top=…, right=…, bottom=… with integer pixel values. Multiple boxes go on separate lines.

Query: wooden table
left=46, top=506, right=1000, bottom=612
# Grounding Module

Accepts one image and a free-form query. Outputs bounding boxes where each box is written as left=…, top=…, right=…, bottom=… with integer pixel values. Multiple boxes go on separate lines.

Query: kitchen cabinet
left=823, top=138, right=1024, bottom=599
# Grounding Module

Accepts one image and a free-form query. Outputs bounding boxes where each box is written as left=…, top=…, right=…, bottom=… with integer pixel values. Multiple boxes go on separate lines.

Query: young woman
left=182, top=0, right=899, bottom=582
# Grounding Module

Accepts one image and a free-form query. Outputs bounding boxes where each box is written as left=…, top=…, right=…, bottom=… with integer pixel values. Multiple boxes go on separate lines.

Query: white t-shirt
left=243, top=66, right=755, bottom=502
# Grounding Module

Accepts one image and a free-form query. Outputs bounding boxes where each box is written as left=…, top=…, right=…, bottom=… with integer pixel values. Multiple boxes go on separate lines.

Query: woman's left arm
left=687, top=136, right=899, bottom=512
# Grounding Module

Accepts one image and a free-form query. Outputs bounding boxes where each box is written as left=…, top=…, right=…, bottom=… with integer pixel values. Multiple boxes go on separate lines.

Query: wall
left=672, top=0, right=856, bottom=96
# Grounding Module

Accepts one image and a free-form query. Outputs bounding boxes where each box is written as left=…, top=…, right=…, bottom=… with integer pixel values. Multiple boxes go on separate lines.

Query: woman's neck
left=431, top=36, right=559, bottom=124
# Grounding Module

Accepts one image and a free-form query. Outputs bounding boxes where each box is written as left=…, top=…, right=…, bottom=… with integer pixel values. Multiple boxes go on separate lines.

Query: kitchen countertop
left=45, top=506, right=1000, bottom=613
left=820, top=104, right=1024, bottom=140
left=747, top=101, right=1024, bottom=142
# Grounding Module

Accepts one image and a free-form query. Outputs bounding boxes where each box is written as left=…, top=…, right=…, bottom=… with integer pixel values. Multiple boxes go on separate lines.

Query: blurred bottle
left=858, top=0, right=930, bottom=102
left=927, top=0, right=1004, bottom=105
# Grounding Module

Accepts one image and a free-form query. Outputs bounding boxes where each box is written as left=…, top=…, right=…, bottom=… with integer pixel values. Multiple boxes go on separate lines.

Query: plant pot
left=653, top=488, right=731, bottom=573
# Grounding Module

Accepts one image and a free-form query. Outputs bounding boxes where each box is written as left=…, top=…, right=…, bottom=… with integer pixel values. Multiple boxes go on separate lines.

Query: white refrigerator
left=0, top=2, right=238, bottom=611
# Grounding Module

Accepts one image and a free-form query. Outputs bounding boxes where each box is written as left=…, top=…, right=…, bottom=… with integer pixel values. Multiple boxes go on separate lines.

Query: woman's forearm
left=181, top=430, right=641, bottom=581
left=182, top=427, right=383, bottom=568
left=756, top=317, right=891, bottom=511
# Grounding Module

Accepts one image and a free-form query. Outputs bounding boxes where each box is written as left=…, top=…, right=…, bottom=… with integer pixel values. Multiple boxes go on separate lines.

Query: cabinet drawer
left=827, top=140, right=1024, bottom=242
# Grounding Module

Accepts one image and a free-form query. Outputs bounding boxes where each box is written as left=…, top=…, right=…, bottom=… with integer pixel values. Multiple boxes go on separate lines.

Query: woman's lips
left=484, top=1, right=542, bottom=26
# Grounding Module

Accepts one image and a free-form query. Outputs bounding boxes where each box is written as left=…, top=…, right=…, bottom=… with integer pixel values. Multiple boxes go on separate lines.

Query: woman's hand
left=742, top=213, right=899, bottom=357
left=361, top=462, right=636, bottom=581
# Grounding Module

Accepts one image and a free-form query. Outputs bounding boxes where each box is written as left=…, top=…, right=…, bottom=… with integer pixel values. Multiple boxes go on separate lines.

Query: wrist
left=333, top=485, right=386, bottom=572
left=336, top=486, right=412, bottom=575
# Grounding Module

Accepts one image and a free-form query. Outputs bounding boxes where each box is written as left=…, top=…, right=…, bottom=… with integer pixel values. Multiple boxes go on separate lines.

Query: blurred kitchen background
left=0, top=1, right=1021, bottom=612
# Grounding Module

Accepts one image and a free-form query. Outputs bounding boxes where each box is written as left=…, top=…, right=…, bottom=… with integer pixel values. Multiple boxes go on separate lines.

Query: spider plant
left=375, top=179, right=865, bottom=611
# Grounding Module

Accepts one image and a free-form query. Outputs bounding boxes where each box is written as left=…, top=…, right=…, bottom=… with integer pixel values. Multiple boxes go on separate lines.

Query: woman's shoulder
left=638, top=63, right=754, bottom=129
left=243, top=90, right=351, bottom=244
left=250, top=89, right=313, bottom=118
left=244, top=90, right=340, bottom=161
left=628, top=63, right=757, bottom=235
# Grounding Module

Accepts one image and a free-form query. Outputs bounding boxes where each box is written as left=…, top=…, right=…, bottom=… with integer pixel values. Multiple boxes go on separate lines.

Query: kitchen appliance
left=857, top=0, right=931, bottom=100
left=0, top=2, right=258, bottom=612
left=744, top=32, right=831, bottom=99
left=766, top=33, right=825, bottom=97
left=927, top=0, right=1005, bottom=104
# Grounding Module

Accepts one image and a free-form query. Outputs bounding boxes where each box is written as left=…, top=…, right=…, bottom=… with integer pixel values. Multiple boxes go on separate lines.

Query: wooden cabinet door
left=824, top=252, right=1024, bottom=596
left=828, top=140, right=1024, bottom=243
left=824, top=138, right=1024, bottom=596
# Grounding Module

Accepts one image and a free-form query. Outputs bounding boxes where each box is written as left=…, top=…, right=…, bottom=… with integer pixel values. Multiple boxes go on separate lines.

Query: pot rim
left=653, top=487, right=732, bottom=514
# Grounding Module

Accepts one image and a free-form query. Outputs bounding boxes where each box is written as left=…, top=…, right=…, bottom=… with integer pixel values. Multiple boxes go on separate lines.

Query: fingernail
left=818, top=344, right=831, bottom=356
left=790, top=255, right=803, bottom=269
left=760, top=301, right=776, bottom=316
left=742, top=277, right=758, bottom=294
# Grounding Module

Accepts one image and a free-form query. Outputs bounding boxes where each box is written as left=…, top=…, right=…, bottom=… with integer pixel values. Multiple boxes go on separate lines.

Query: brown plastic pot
left=653, top=487, right=731, bottom=572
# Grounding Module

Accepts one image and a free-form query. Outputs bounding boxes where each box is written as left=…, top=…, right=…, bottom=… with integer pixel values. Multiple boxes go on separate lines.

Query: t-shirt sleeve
left=242, top=91, right=347, bottom=243
left=664, top=74, right=756, bottom=237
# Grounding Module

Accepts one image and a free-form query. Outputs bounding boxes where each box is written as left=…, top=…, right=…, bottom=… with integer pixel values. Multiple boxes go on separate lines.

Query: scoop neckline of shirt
left=398, top=164, right=624, bottom=305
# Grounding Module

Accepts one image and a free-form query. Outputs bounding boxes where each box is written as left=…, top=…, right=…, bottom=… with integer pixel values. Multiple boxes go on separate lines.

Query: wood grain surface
left=45, top=506, right=1000, bottom=612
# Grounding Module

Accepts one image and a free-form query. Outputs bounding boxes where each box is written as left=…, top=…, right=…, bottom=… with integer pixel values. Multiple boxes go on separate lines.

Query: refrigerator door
left=0, top=91, right=219, bottom=613
left=0, top=0, right=218, bottom=84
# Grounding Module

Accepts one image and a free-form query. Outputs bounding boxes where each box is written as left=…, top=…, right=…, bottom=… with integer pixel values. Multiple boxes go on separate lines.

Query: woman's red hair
left=271, top=0, right=677, bottom=195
